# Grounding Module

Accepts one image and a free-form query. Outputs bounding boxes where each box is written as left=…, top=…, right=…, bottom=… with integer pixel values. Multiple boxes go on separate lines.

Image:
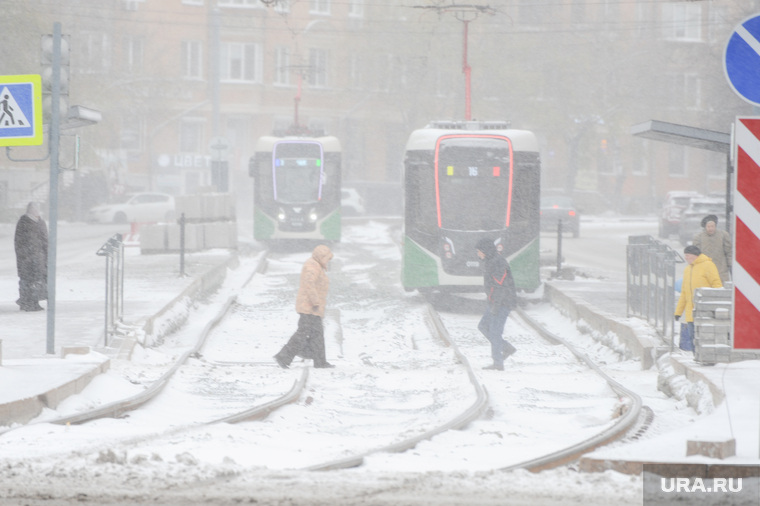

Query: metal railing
left=96, top=233, right=124, bottom=345
left=626, top=235, right=683, bottom=342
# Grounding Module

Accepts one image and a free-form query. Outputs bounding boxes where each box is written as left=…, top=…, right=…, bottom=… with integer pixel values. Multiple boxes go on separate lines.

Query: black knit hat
left=701, top=214, right=718, bottom=228
left=476, top=238, right=497, bottom=257
left=684, top=245, right=701, bottom=256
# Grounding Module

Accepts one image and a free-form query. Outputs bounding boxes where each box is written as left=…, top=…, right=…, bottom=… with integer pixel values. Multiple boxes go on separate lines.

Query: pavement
left=1, top=231, right=758, bottom=480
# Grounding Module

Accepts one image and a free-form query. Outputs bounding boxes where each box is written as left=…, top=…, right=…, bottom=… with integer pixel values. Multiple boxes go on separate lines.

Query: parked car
left=540, top=195, right=580, bottom=237
left=659, top=191, right=702, bottom=238
left=87, top=192, right=176, bottom=224
left=678, top=196, right=728, bottom=246
left=341, top=187, right=366, bottom=216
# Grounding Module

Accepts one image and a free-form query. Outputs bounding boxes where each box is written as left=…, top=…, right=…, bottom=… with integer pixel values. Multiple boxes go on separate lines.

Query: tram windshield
left=273, top=142, right=323, bottom=204
left=436, top=136, right=512, bottom=230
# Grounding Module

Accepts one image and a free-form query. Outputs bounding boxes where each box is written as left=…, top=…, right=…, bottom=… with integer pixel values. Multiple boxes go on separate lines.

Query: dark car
left=540, top=195, right=580, bottom=237
left=659, top=191, right=702, bottom=238
left=678, top=197, right=728, bottom=246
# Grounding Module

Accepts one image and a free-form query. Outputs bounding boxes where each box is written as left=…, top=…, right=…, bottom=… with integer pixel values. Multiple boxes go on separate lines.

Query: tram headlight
left=308, top=209, right=318, bottom=222
left=277, top=208, right=287, bottom=221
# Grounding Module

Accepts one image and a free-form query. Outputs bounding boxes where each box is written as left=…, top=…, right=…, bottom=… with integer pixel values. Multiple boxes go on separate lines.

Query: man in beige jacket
left=274, top=244, right=335, bottom=369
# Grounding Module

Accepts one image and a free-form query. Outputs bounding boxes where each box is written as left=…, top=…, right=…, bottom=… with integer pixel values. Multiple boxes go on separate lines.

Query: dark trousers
left=478, top=305, right=515, bottom=368
left=17, top=277, right=45, bottom=310
left=275, top=314, right=328, bottom=367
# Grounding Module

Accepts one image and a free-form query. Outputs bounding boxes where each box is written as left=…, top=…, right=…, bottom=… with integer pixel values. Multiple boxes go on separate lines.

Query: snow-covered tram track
left=357, top=296, right=641, bottom=474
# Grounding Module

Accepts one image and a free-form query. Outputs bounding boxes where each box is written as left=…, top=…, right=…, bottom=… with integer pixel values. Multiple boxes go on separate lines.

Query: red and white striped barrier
left=732, top=117, right=760, bottom=350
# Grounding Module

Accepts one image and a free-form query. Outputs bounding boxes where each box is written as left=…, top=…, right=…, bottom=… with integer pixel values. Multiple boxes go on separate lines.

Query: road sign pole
left=46, top=22, right=62, bottom=355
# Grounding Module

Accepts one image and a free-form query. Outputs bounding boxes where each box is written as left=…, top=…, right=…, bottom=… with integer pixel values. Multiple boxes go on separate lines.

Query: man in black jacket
left=14, top=202, right=48, bottom=312
left=475, top=238, right=517, bottom=371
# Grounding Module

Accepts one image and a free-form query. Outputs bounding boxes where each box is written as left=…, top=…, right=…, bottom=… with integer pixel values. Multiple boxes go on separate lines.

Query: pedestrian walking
left=675, top=245, right=722, bottom=352
left=475, top=238, right=517, bottom=371
left=274, top=244, right=335, bottom=369
left=14, top=202, right=48, bottom=312
left=691, top=214, right=732, bottom=284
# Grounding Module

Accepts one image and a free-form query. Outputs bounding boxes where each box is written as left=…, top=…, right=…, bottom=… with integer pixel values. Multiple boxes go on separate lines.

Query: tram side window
left=405, top=154, right=437, bottom=231
left=510, top=159, right=540, bottom=233
left=322, top=153, right=341, bottom=206
left=257, top=157, right=275, bottom=206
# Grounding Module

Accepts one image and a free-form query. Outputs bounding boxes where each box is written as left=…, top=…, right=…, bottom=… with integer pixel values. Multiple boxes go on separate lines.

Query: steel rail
left=304, top=302, right=489, bottom=471
left=499, top=307, right=645, bottom=472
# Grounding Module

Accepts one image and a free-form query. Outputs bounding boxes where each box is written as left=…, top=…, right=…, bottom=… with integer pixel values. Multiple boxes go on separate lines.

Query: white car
left=341, top=188, right=366, bottom=216
left=87, top=192, right=176, bottom=224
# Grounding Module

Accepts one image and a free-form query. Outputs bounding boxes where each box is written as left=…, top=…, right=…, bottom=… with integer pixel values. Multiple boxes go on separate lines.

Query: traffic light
left=41, top=33, right=70, bottom=123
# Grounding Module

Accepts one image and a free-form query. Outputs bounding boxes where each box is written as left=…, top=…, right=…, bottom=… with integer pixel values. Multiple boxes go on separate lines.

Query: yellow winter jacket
left=295, top=244, right=333, bottom=318
left=675, top=254, right=723, bottom=322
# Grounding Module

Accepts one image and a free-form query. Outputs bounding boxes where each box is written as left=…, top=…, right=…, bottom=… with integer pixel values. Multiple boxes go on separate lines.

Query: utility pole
left=46, top=22, right=63, bottom=355
left=413, top=3, right=497, bottom=121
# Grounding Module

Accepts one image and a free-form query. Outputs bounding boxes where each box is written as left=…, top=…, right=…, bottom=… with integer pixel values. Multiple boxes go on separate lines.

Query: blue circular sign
left=725, top=14, right=760, bottom=106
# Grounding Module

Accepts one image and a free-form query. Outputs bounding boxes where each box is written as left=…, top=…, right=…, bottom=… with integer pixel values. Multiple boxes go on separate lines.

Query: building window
left=180, top=119, right=204, bottom=153
left=274, top=46, right=290, bottom=86
left=274, top=0, right=290, bottom=13
left=79, top=32, right=110, bottom=74
left=220, top=42, right=261, bottom=83
left=182, top=0, right=203, bottom=5
left=124, top=36, right=143, bottom=74
left=218, top=0, right=264, bottom=7
left=349, top=0, right=364, bottom=17
left=182, top=40, right=203, bottom=80
left=308, top=48, right=328, bottom=88
left=662, top=2, right=702, bottom=42
left=310, top=0, right=330, bottom=15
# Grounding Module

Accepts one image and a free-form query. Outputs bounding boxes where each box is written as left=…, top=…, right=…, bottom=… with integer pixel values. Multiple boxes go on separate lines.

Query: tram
left=249, top=134, right=342, bottom=242
left=401, top=121, right=541, bottom=292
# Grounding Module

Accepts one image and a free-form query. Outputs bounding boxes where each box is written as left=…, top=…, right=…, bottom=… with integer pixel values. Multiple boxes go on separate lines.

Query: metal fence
left=96, top=233, right=124, bottom=345
left=626, top=235, right=683, bottom=342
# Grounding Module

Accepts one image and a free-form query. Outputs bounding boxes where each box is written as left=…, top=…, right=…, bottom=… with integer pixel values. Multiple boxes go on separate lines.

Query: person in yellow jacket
left=275, top=244, right=335, bottom=369
left=675, top=245, right=722, bottom=352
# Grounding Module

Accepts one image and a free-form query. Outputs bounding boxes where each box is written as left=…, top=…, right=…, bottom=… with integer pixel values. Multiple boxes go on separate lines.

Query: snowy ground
left=0, top=218, right=756, bottom=505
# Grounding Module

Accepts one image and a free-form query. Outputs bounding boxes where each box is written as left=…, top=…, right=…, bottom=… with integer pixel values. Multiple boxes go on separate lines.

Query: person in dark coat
left=14, top=202, right=48, bottom=311
left=274, top=244, right=335, bottom=369
left=475, top=237, right=518, bottom=371
left=691, top=214, right=731, bottom=284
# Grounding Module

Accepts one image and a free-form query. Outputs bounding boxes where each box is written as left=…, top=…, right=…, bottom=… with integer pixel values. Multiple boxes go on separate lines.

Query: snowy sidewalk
left=0, top=245, right=238, bottom=425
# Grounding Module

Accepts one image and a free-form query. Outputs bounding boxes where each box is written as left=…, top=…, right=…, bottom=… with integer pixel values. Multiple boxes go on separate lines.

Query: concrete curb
left=544, top=281, right=659, bottom=369
left=0, top=357, right=110, bottom=426
left=116, top=253, right=240, bottom=359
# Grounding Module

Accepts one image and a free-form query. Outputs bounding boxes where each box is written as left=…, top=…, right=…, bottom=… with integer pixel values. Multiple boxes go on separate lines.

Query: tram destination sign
left=724, top=13, right=760, bottom=107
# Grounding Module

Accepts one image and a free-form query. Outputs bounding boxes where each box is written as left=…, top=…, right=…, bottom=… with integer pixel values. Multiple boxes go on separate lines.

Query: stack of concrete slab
left=140, top=193, right=237, bottom=253
left=693, top=285, right=760, bottom=364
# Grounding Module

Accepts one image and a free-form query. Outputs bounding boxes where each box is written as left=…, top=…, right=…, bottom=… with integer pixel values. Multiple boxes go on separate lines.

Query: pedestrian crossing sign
left=0, top=74, right=43, bottom=146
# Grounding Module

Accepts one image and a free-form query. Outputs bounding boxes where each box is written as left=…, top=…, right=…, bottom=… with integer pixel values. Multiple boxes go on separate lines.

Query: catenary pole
left=46, top=22, right=62, bottom=355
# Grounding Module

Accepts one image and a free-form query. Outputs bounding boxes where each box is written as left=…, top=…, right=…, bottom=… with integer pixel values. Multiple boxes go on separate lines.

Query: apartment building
left=1, top=0, right=759, bottom=215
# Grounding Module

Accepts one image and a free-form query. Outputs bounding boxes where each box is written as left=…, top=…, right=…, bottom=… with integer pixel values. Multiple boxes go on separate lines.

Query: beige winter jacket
left=295, top=245, right=333, bottom=318
left=692, top=229, right=732, bottom=283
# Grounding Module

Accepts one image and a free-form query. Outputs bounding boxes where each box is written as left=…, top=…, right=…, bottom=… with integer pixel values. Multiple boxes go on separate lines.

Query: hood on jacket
left=312, top=244, right=333, bottom=268
left=475, top=238, right=497, bottom=258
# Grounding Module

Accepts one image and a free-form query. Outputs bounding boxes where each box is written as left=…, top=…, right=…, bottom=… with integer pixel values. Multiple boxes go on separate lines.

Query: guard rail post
left=626, top=235, right=680, bottom=346
left=96, top=233, right=124, bottom=346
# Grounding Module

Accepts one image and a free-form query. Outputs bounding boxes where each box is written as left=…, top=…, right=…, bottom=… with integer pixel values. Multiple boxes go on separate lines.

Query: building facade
left=1, top=0, right=758, bottom=216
